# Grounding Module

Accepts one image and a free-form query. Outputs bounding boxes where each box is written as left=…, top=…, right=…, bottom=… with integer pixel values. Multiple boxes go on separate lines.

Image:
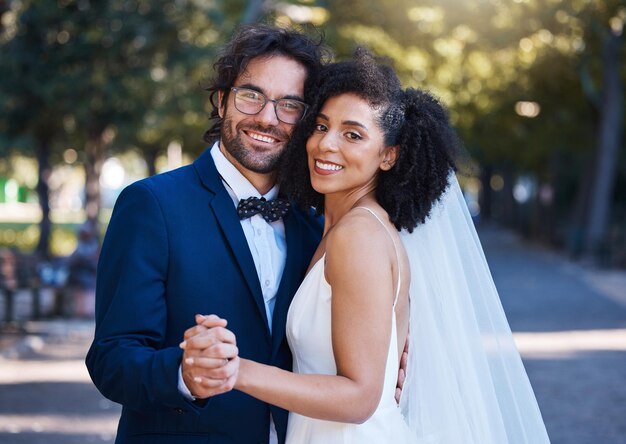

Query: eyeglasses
left=230, top=87, right=309, bottom=125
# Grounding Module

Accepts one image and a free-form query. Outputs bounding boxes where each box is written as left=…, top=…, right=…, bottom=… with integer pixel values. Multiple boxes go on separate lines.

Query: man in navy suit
left=86, top=24, right=326, bottom=444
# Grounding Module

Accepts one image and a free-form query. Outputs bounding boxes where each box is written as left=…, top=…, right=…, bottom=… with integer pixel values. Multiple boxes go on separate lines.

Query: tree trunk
left=84, top=130, right=106, bottom=231
left=568, top=148, right=596, bottom=256
left=144, top=145, right=158, bottom=177
left=479, top=164, right=493, bottom=222
left=584, top=31, right=624, bottom=261
left=35, top=138, right=52, bottom=259
left=500, top=167, right=516, bottom=228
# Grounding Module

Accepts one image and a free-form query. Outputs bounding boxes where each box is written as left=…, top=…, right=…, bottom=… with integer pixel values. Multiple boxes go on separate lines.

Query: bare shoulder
left=325, top=207, right=395, bottom=275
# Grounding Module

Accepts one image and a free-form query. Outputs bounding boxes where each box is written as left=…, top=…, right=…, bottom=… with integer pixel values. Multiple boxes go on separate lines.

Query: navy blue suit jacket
left=86, top=148, right=322, bottom=444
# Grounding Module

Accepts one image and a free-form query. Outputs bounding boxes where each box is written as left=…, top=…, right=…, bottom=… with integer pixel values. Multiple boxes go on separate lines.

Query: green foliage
left=0, top=0, right=236, bottom=166
left=0, top=0, right=624, bottom=260
left=315, top=0, right=623, bottom=175
left=275, top=0, right=625, bottom=259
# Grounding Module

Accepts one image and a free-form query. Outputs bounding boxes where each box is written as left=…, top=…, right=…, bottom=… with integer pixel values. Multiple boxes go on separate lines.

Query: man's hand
left=180, top=315, right=239, bottom=399
left=395, top=335, right=409, bottom=404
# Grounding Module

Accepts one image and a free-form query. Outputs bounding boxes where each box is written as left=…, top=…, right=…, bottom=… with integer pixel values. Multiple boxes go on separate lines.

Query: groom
left=86, top=24, right=326, bottom=444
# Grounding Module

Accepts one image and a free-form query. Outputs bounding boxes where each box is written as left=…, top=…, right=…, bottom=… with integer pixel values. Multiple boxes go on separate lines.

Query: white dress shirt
left=211, top=142, right=287, bottom=330
left=178, top=141, right=286, bottom=444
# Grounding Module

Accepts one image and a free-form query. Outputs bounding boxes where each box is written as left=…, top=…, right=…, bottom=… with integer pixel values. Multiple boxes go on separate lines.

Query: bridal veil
left=398, top=174, right=551, bottom=443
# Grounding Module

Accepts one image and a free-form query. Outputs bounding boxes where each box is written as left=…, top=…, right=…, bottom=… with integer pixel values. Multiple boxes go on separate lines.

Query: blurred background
left=0, top=0, right=624, bottom=443
left=1, top=0, right=625, bottom=266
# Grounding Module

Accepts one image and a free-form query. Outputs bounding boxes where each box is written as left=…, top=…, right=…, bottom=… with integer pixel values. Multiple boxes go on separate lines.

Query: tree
left=278, top=0, right=626, bottom=261
left=1, top=0, right=228, bottom=253
left=580, top=16, right=624, bottom=260
left=0, top=2, right=73, bottom=258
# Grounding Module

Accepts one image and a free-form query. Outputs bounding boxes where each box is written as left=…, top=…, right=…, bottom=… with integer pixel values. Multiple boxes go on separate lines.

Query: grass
left=0, top=223, right=80, bottom=257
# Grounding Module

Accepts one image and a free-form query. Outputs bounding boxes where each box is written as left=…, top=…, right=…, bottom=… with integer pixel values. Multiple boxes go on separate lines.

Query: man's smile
left=244, top=129, right=281, bottom=144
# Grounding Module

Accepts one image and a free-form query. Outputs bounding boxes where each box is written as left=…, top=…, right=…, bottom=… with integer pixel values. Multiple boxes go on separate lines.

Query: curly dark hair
left=202, top=23, right=329, bottom=144
left=279, top=48, right=458, bottom=232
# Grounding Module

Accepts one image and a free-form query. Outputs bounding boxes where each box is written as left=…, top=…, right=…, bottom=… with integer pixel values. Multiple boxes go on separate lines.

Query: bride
left=186, top=49, right=550, bottom=443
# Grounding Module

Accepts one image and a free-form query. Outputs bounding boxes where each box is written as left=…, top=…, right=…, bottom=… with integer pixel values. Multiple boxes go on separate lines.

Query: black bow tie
left=237, top=196, right=290, bottom=223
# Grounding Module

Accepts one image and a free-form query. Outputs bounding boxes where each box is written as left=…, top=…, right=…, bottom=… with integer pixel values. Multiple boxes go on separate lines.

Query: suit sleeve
left=85, top=181, right=199, bottom=412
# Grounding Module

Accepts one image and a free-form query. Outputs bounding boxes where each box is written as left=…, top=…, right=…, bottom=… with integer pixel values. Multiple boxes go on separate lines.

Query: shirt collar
left=210, top=141, right=279, bottom=201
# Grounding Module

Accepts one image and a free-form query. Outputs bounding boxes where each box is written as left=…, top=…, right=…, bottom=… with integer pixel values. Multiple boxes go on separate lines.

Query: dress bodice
left=284, top=212, right=415, bottom=443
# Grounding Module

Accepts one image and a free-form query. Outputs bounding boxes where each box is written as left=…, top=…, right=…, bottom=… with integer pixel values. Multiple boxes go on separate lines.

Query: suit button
left=174, top=408, right=185, bottom=414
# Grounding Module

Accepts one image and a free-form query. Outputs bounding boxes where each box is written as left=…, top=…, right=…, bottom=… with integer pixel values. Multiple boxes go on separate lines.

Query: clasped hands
left=180, top=314, right=239, bottom=399
left=180, top=314, right=409, bottom=402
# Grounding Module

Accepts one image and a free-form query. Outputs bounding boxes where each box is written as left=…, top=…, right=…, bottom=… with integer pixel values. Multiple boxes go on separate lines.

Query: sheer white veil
left=398, top=173, right=550, bottom=444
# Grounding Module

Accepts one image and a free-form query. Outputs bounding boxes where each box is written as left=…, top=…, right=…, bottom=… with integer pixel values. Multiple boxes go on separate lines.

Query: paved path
left=0, top=224, right=625, bottom=443
left=481, top=226, right=626, bottom=444
left=0, top=321, right=119, bottom=443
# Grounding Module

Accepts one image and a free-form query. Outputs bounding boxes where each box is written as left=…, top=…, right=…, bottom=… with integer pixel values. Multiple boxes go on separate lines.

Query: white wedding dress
left=284, top=208, right=416, bottom=444
left=283, top=176, right=550, bottom=443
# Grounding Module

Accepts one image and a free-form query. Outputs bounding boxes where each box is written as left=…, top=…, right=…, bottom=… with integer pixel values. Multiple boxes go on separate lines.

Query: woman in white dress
left=192, top=49, right=550, bottom=443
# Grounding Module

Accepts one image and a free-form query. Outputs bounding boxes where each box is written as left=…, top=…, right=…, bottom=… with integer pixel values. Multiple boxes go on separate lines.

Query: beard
left=221, top=115, right=290, bottom=174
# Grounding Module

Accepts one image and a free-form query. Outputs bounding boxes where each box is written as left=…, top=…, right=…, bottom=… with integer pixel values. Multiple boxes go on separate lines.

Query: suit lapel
left=271, top=209, right=305, bottom=356
left=194, top=149, right=269, bottom=332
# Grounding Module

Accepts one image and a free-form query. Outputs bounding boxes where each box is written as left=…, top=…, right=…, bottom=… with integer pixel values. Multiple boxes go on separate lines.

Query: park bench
left=0, top=249, right=68, bottom=325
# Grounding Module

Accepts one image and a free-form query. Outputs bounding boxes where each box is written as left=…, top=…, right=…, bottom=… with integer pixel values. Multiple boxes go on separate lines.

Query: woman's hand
left=180, top=314, right=240, bottom=399
left=395, top=336, right=409, bottom=404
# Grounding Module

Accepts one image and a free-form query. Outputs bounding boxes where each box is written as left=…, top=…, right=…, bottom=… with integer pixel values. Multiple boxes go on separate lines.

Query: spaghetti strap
left=352, top=207, right=402, bottom=306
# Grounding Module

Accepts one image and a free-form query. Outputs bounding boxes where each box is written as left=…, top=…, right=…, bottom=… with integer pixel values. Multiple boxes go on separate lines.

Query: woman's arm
left=235, top=213, right=396, bottom=423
